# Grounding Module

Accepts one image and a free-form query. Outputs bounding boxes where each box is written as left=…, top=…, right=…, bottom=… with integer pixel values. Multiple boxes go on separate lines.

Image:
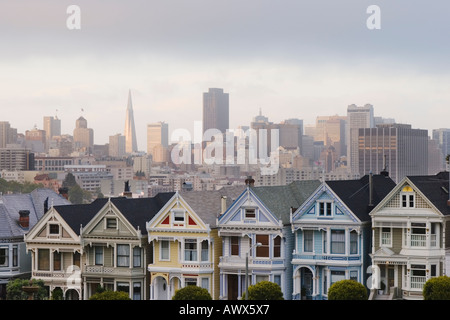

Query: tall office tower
left=347, top=104, right=375, bottom=173
left=124, top=90, right=138, bottom=154
left=147, top=122, right=168, bottom=154
left=147, top=122, right=169, bottom=163
left=43, top=116, right=61, bottom=152
left=25, top=126, right=46, bottom=153
left=432, top=128, right=450, bottom=168
left=358, top=123, right=428, bottom=183
left=203, top=88, right=229, bottom=136
left=73, top=116, right=94, bottom=153
left=314, top=115, right=347, bottom=157
left=109, top=133, right=126, bottom=158
left=0, top=121, right=17, bottom=148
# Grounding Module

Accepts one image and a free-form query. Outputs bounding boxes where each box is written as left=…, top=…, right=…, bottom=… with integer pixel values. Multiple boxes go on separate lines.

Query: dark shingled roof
left=407, top=171, right=450, bottom=215
left=0, top=189, right=70, bottom=239
left=54, top=192, right=175, bottom=235
left=180, top=186, right=246, bottom=227
left=326, top=174, right=396, bottom=221
left=251, top=180, right=322, bottom=224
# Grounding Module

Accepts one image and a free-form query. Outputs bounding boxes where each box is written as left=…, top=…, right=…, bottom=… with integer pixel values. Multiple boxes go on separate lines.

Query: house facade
left=291, top=174, right=395, bottom=300
left=25, top=192, right=174, bottom=300
left=0, top=189, right=69, bottom=299
left=146, top=187, right=244, bottom=300
left=370, top=172, right=450, bottom=300
left=218, top=180, right=320, bottom=300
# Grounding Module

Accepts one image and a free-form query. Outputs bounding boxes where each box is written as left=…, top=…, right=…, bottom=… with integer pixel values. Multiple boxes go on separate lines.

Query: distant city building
left=0, top=147, right=34, bottom=171
left=203, top=88, right=229, bottom=136
left=109, top=133, right=126, bottom=158
left=432, top=128, right=450, bottom=167
left=147, top=121, right=169, bottom=162
left=25, top=126, right=46, bottom=153
left=347, top=104, right=375, bottom=174
left=0, top=121, right=17, bottom=148
left=34, top=156, right=74, bottom=172
left=357, top=123, right=428, bottom=183
left=73, top=116, right=94, bottom=154
left=43, top=116, right=61, bottom=151
left=124, top=90, right=138, bottom=154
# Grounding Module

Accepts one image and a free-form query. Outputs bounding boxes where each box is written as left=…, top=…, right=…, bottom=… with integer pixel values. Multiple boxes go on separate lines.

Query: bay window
left=331, top=230, right=345, bottom=254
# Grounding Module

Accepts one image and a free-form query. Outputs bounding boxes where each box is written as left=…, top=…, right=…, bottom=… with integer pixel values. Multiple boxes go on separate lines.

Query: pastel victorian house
left=291, top=173, right=395, bottom=300
left=24, top=200, right=97, bottom=300
left=80, top=193, right=174, bottom=300
left=370, top=171, right=450, bottom=300
left=0, top=189, right=69, bottom=299
left=146, top=187, right=243, bottom=300
left=218, top=180, right=320, bottom=300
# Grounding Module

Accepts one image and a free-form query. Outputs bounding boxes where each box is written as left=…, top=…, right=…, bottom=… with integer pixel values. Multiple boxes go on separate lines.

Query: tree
left=89, top=291, right=131, bottom=300
left=423, top=276, right=450, bottom=300
left=62, top=172, right=77, bottom=188
left=6, top=278, right=47, bottom=300
left=172, top=286, right=212, bottom=300
left=68, top=183, right=84, bottom=204
left=244, top=281, right=284, bottom=300
left=328, top=280, right=368, bottom=300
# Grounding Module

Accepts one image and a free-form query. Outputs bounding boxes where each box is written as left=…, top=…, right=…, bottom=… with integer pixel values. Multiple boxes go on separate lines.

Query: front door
left=228, top=274, right=239, bottom=300
left=302, top=268, right=313, bottom=299
left=387, top=266, right=395, bottom=293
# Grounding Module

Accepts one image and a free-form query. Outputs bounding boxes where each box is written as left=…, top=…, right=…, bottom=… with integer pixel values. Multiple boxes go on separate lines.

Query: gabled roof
left=250, top=180, right=321, bottom=224
left=326, top=174, right=396, bottom=221
left=407, top=171, right=450, bottom=215
left=180, top=186, right=246, bottom=227
left=54, top=192, right=175, bottom=235
left=0, top=188, right=70, bottom=239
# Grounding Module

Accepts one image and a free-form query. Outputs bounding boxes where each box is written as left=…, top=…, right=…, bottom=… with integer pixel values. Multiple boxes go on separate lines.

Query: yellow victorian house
left=146, top=187, right=244, bottom=300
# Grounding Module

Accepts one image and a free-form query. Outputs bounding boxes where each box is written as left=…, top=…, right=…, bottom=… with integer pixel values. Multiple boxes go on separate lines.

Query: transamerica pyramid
left=124, top=89, right=138, bottom=153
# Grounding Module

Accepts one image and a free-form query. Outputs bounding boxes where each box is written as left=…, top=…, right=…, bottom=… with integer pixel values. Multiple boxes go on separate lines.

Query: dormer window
left=49, top=224, right=60, bottom=235
left=318, top=202, right=332, bottom=217
left=245, top=208, right=256, bottom=219
left=173, top=210, right=185, bottom=226
left=106, top=218, right=117, bottom=229
left=401, top=186, right=415, bottom=208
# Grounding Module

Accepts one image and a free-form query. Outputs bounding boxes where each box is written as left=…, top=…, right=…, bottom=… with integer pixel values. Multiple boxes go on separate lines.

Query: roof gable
left=218, top=188, right=282, bottom=228
left=371, top=172, right=450, bottom=217
left=291, top=183, right=360, bottom=224
left=147, top=192, right=209, bottom=233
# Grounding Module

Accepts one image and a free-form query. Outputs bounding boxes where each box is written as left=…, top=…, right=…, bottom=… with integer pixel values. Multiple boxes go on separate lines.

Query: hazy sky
left=1, top=0, right=449, bottom=149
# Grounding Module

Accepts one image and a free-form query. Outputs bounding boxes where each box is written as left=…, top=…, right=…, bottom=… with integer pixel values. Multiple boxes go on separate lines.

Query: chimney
left=19, top=210, right=30, bottom=229
left=221, top=196, right=227, bottom=214
left=59, top=187, right=69, bottom=200
left=123, top=180, right=132, bottom=198
left=245, top=176, right=255, bottom=187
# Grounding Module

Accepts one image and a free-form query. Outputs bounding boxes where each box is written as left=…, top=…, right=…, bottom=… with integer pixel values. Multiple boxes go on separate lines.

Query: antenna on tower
left=55, top=109, right=59, bottom=119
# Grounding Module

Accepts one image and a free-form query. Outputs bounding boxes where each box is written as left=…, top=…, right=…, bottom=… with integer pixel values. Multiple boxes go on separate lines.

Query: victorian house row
left=18, top=171, right=450, bottom=300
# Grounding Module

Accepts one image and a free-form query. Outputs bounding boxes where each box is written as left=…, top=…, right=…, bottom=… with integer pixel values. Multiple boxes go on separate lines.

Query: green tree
left=62, top=172, right=77, bottom=188
left=68, top=183, right=84, bottom=204
left=51, top=287, right=64, bottom=300
left=6, top=278, right=47, bottom=300
left=172, top=286, right=212, bottom=300
left=244, top=281, right=284, bottom=300
left=89, top=290, right=131, bottom=300
left=328, top=280, right=368, bottom=300
left=423, top=276, right=450, bottom=300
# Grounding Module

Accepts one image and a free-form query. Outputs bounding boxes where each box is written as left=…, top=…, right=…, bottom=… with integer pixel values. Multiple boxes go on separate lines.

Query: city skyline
left=1, top=1, right=450, bottom=149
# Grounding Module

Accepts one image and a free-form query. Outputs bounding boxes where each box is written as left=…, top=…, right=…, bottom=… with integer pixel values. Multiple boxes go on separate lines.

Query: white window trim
left=159, top=240, right=170, bottom=261
left=317, top=201, right=333, bottom=218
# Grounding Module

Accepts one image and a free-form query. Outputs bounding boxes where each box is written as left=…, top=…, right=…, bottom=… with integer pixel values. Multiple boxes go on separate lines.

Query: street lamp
left=245, top=242, right=262, bottom=300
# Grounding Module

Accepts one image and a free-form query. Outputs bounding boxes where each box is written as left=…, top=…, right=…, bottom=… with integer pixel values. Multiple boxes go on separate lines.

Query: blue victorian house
left=290, top=173, right=395, bottom=300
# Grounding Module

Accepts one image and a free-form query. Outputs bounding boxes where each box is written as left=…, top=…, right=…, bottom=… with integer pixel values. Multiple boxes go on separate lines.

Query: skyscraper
left=147, top=121, right=169, bottom=155
left=347, top=104, right=375, bottom=173
left=43, top=115, right=61, bottom=151
left=358, top=123, right=428, bottom=183
left=73, top=116, right=94, bottom=153
left=432, top=128, right=450, bottom=168
left=202, top=88, right=229, bottom=136
left=124, top=90, right=138, bottom=154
